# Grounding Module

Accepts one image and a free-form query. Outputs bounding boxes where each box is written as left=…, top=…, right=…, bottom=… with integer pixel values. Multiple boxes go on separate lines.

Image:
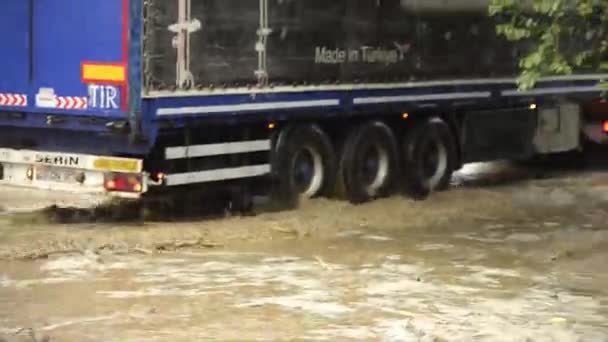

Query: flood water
left=1, top=161, right=608, bottom=341
left=1, top=221, right=608, bottom=341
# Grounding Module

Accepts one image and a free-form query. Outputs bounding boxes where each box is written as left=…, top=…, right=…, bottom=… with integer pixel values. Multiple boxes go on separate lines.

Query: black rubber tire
left=272, top=124, right=337, bottom=203
left=402, top=117, right=457, bottom=200
left=339, top=121, right=399, bottom=204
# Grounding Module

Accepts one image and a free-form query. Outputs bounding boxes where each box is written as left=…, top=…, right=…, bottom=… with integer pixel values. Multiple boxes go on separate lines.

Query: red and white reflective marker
left=55, top=96, right=88, bottom=109
left=0, top=93, right=28, bottom=107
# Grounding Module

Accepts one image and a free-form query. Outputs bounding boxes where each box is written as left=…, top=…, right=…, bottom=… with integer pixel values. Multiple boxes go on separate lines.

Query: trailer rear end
left=0, top=0, right=148, bottom=197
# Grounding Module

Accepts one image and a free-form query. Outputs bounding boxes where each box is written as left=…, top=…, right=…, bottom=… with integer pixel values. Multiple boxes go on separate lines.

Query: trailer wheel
left=339, top=121, right=399, bottom=204
left=273, top=124, right=337, bottom=201
left=403, top=117, right=457, bottom=199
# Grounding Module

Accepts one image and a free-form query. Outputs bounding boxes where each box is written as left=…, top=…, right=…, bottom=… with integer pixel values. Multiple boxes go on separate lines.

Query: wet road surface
left=1, top=161, right=608, bottom=341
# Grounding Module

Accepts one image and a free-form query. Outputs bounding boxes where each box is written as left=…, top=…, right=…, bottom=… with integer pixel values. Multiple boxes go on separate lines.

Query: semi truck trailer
left=0, top=0, right=606, bottom=206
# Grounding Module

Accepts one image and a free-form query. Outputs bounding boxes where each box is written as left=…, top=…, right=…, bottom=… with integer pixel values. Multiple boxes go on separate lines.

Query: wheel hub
left=422, top=141, right=440, bottom=178
left=293, top=150, right=315, bottom=191
left=291, top=146, right=324, bottom=197
left=362, top=146, right=380, bottom=185
left=419, top=135, right=448, bottom=188
left=360, top=144, right=390, bottom=193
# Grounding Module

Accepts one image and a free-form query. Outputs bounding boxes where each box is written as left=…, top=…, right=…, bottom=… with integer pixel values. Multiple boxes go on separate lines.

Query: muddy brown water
left=1, top=221, right=608, bottom=341
left=1, top=161, right=608, bottom=341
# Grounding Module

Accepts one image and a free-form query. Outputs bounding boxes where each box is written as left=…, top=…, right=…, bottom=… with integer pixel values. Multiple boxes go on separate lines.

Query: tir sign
left=88, top=85, right=120, bottom=110
left=81, top=62, right=127, bottom=111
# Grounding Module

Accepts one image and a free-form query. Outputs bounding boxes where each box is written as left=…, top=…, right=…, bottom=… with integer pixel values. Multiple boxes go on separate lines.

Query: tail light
left=602, top=121, right=608, bottom=134
left=104, top=172, right=143, bottom=193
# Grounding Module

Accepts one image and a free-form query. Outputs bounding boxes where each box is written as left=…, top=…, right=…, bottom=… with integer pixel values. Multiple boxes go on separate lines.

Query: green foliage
left=489, top=0, right=608, bottom=90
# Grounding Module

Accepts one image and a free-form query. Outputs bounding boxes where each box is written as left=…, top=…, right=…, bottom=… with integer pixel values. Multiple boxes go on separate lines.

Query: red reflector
left=602, top=121, right=608, bottom=133
left=104, top=173, right=142, bottom=193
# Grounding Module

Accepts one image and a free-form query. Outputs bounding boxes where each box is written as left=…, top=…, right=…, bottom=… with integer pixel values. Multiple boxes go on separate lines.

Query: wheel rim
left=361, top=144, right=390, bottom=194
left=291, top=146, right=324, bottom=198
left=421, top=135, right=448, bottom=189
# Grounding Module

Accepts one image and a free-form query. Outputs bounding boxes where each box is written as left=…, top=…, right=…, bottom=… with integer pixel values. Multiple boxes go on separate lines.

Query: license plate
left=35, top=167, right=79, bottom=183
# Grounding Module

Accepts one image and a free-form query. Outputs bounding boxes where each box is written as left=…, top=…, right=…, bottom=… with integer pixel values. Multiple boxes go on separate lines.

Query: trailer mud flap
left=462, top=107, right=537, bottom=163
